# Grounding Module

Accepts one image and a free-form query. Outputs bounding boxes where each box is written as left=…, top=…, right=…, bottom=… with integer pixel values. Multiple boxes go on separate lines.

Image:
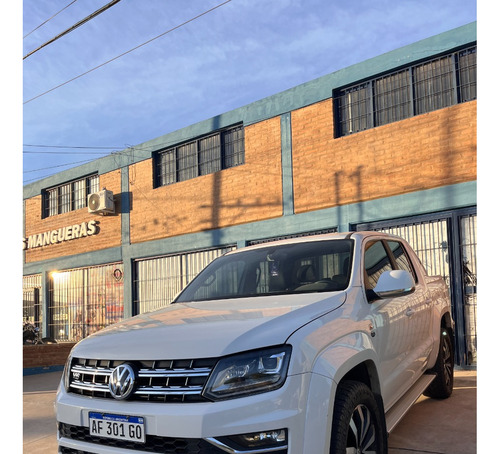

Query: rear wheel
left=330, top=380, right=387, bottom=454
left=424, top=329, right=454, bottom=399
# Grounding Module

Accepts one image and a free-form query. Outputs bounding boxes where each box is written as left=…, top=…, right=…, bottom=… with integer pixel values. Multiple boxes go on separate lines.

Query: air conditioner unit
left=88, top=189, right=115, bottom=214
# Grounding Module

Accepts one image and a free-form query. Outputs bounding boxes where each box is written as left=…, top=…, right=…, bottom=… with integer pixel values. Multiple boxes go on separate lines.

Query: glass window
left=88, top=174, right=100, bottom=194
left=60, top=183, right=72, bottom=214
left=387, top=240, right=417, bottom=281
left=43, top=174, right=99, bottom=217
left=48, top=188, right=58, bottom=217
left=334, top=45, right=476, bottom=137
left=74, top=179, right=86, bottom=210
left=155, top=125, right=244, bottom=187
left=176, top=240, right=353, bottom=302
left=458, top=47, right=477, bottom=102
left=337, top=83, right=371, bottom=136
left=49, top=263, right=124, bottom=342
left=413, top=55, right=455, bottom=115
left=157, top=149, right=176, bottom=186
left=223, top=125, right=245, bottom=168
left=364, top=241, right=393, bottom=290
left=134, top=246, right=236, bottom=313
left=23, top=274, right=43, bottom=336
left=374, top=69, right=412, bottom=126
left=199, top=134, right=221, bottom=175
left=177, top=141, right=198, bottom=182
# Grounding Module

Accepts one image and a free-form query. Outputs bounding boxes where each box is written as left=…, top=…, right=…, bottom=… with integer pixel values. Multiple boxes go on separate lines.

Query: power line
left=23, top=144, right=157, bottom=155
left=23, top=0, right=233, bottom=104
left=23, top=0, right=123, bottom=60
left=24, top=150, right=114, bottom=155
left=23, top=0, right=79, bottom=39
left=23, top=158, right=97, bottom=174
left=24, top=144, right=121, bottom=149
left=23, top=145, right=155, bottom=178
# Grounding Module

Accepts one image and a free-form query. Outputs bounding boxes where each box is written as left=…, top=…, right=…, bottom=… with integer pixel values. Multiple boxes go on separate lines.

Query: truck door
left=387, top=240, right=434, bottom=374
left=363, top=240, right=414, bottom=408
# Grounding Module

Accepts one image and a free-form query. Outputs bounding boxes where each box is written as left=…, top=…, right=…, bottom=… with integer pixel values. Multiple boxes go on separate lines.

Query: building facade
left=23, top=23, right=477, bottom=366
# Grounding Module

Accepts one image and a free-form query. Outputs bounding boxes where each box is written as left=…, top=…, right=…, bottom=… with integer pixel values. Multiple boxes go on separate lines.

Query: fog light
left=228, top=429, right=287, bottom=448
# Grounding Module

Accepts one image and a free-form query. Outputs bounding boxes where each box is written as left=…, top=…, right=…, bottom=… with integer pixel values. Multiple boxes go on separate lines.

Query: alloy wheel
left=346, top=403, right=377, bottom=454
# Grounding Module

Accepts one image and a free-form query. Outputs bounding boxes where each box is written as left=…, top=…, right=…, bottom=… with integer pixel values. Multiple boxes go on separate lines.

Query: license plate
left=89, top=412, right=145, bottom=443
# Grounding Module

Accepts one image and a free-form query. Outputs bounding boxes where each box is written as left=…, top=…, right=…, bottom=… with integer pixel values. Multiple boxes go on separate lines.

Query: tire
left=330, top=380, right=388, bottom=454
left=424, top=328, right=454, bottom=399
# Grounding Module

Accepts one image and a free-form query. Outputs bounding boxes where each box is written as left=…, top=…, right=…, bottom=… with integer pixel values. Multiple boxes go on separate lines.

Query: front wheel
left=330, top=380, right=387, bottom=454
left=424, top=328, right=454, bottom=399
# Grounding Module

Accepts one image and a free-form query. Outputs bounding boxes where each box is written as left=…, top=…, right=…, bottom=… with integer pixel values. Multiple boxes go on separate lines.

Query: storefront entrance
left=48, top=263, right=124, bottom=342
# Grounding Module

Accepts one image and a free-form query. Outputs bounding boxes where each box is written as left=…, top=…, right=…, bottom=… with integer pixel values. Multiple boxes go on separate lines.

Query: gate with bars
left=356, top=207, right=477, bottom=367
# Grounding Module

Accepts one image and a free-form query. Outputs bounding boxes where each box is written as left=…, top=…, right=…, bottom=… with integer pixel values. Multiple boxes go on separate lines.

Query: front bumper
left=56, top=372, right=334, bottom=454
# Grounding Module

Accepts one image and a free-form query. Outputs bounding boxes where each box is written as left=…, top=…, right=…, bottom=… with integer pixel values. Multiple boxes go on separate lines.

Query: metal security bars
left=23, top=274, right=43, bottom=330
left=334, top=45, right=476, bottom=137
left=460, top=214, right=477, bottom=365
left=43, top=174, right=99, bottom=218
left=48, top=263, right=124, bottom=342
left=134, top=246, right=236, bottom=314
left=356, top=209, right=477, bottom=367
left=155, top=125, right=244, bottom=187
left=374, top=220, right=451, bottom=285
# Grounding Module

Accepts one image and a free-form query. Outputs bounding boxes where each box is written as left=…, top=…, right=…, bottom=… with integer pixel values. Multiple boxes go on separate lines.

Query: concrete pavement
left=23, top=370, right=476, bottom=453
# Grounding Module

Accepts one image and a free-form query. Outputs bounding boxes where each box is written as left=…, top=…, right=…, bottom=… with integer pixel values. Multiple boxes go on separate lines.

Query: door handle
left=406, top=308, right=415, bottom=317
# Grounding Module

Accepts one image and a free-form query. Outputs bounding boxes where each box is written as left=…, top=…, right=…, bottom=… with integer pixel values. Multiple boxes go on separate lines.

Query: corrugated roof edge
left=24, top=21, right=476, bottom=199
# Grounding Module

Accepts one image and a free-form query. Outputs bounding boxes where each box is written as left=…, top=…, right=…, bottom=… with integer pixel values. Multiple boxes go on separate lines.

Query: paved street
left=23, top=369, right=476, bottom=453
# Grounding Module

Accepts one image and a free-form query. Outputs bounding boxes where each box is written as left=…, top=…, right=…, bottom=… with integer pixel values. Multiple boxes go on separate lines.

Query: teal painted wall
left=23, top=180, right=476, bottom=277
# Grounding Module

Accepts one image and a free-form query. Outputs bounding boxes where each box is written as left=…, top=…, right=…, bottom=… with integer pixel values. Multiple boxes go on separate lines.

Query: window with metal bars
left=42, top=174, right=99, bottom=218
left=154, top=125, right=244, bottom=187
left=23, top=274, right=42, bottom=336
left=334, top=45, right=476, bottom=137
left=49, top=263, right=124, bottom=342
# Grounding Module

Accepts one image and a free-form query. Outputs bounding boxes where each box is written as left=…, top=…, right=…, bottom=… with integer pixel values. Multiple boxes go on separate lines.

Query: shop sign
left=23, top=220, right=98, bottom=250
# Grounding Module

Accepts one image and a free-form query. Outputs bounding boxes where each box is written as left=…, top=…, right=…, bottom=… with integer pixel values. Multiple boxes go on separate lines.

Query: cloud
left=23, top=0, right=477, bottom=182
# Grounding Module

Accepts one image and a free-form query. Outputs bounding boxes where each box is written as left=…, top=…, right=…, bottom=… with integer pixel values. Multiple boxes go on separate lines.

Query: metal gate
left=134, top=246, right=236, bottom=314
left=356, top=208, right=477, bottom=367
left=23, top=274, right=42, bottom=329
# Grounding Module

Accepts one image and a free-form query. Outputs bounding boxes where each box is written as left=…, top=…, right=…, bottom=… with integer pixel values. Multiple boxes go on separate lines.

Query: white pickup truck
left=56, top=232, right=454, bottom=454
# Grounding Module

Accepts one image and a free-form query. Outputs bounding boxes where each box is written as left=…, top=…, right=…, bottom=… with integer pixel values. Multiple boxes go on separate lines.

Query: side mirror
left=372, top=270, right=415, bottom=299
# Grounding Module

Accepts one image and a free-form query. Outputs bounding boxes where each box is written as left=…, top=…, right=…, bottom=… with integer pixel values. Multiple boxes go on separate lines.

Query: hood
left=71, top=292, right=346, bottom=360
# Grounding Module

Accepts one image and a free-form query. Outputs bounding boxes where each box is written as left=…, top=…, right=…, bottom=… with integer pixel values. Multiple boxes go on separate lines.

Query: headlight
left=202, top=345, right=292, bottom=401
left=63, top=355, right=73, bottom=391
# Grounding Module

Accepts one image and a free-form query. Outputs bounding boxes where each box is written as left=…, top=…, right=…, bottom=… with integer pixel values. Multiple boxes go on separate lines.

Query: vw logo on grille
left=109, top=364, right=136, bottom=400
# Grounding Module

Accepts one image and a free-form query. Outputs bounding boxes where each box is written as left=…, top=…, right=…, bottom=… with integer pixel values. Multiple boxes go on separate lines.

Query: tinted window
left=364, top=241, right=393, bottom=290
left=387, top=241, right=417, bottom=282
left=175, top=240, right=353, bottom=302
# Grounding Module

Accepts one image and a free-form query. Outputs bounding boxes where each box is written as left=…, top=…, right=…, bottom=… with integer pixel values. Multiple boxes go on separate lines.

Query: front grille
left=59, top=447, right=89, bottom=454
left=68, top=357, right=217, bottom=403
left=59, top=423, right=226, bottom=453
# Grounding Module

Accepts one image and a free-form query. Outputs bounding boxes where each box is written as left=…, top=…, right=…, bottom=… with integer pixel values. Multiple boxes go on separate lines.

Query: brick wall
left=23, top=101, right=477, bottom=254
left=24, top=170, right=122, bottom=263
left=291, top=100, right=477, bottom=213
left=129, top=118, right=283, bottom=244
left=23, top=343, right=75, bottom=369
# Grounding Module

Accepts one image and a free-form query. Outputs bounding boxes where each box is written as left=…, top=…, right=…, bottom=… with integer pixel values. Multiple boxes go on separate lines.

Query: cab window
left=364, top=241, right=393, bottom=290
left=387, top=240, right=418, bottom=283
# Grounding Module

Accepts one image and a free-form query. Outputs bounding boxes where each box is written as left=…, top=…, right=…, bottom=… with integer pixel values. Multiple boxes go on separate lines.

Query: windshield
left=175, top=239, right=353, bottom=303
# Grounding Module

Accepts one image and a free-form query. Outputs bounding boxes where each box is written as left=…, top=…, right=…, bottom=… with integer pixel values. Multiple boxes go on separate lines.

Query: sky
left=21, top=0, right=478, bottom=186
